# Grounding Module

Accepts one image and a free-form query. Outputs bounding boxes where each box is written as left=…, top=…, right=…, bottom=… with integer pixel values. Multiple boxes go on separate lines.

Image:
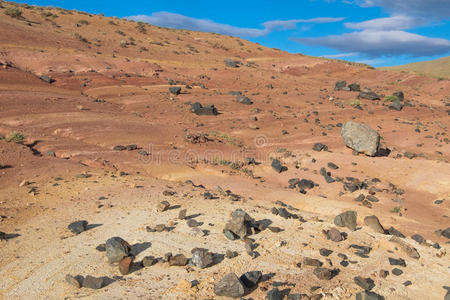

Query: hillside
left=381, top=56, right=450, bottom=79
left=0, top=1, right=449, bottom=300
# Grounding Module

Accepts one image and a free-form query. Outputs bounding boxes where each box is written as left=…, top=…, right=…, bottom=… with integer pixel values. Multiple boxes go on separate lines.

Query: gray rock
left=387, top=226, right=405, bottom=238
left=411, top=234, right=425, bottom=244
left=303, top=257, right=323, bottom=267
left=389, top=257, right=406, bottom=267
left=236, top=96, right=253, bottom=105
left=354, top=276, right=375, bottom=290
left=359, top=89, right=380, bottom=100
left=68, top=220, right=88, bottom=234
left=65, top=274, right=81, bottom=288
left=267, top=288, right=283, bottom=300
left=214, top=273, right=245, bottom=298
left=271, top=159, right=285, bottom=173
left=190, top=102, right=218, bottom=115
left=142, top=256, right=156, bottom=267
left=224, top=59, right=242, bottom=68
left=319, top=248, right=333, bottom=256
left=178, top=209, right=187, bottom=220
left=240, top=270, right=262, bottom=288
left=169, top=86, right=181, bottom=95
left=313, top=267, right=334, bottom=280
left=356, top=291, right=385, bottom=300
left=82, top=275, right=104, bottom=289
left=157, top=201, right=170, bottom=212
left=106, top=237, right=130, bottom=264
left=334, top=80, right=347, bottom=91
left=327, top=227, right=344, bottom=242
left=328, top=162, right=339, bottom=169
left=393, top=91, right=404, bottom=101
left=392, top=268, right=403, bottom=276
left=441, top=227, right=450, bottom=239
left=224, top=209, right=254, bottom=240
left=169, top=254, right=188, bottom=266
left=364, top=216, right=385, bottom=234
left=349, top=83, right=361, bottom=91
left=313, top=143, right=328, bottom=152
left=389, top=100, right=404, bottom=111
left=334, top=211, right=357, bottom=231
left=40, top=75, right=55, bottom=83
left=341, top=121, right=380, bottom=156
left=191, top=248, right=214, bottom=269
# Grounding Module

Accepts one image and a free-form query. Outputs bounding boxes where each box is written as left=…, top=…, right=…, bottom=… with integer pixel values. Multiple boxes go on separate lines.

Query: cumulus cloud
left=293, top=30, right=450, bottom=57
left=356, top=0, right=450, bottom=19
left=128, top=12, right=344, bottom=37
left=323, top=52, right=359, bottom=58
left=345, top=15, right=426, bottom=31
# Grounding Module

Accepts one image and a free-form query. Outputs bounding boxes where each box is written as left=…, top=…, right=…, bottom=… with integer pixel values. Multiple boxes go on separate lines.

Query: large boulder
left=334, top=211, right=357, bottom=231
left=334, top=80, right=347, bottom=91
left=340, top=121, right=380, bottom=156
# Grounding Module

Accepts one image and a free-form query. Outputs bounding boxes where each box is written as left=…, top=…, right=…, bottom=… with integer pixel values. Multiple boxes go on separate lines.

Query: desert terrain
left=0, top=2, right=449, bottom=299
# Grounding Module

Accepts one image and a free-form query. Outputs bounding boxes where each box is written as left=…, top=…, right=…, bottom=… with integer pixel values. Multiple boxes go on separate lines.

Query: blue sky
left=14, top=0, right=450, bottom=67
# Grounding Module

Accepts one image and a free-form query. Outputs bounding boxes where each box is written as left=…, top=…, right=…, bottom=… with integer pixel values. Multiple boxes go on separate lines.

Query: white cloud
left=128, top=12, right=344, bottom=37
left=356, top=0, right=450, bottom=19
left=323, top=52, right=359, bottom=58
left=345, top=15, right=426, bottom=31
left=293, top=30, right=450, bottom=57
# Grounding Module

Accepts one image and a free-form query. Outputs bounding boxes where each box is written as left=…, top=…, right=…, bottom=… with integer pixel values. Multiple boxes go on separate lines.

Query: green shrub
left=384, top=95, right=398, bottom=102
left=5, top=131, right=25, bottom=143
left=4, top=7, right=22, bottom=18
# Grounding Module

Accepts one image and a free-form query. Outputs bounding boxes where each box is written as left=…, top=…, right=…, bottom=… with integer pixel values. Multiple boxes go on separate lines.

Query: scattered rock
left=106, top=237, right=131, bottom=264
left=142, top=256, right=156, bottom=267
left=169, top=254, right=188, bottom=266
left=157, top=201, right=170, bottom=212
left=356, top=291, right=384, bottom=300
left=267, top=287, right=283, bottom=300
left=191, top=248, right=214, bottom=269
left=354, top=276, right=375, bottom=290
left=119, top=256, right=133, bottom=275
left=214, top=273, right=245, bottom=298
left=65, top=274, right=81, bottom=288
left=326, top=227, right=344, bottom=242
left=313, top=143, right=328, bottom=152
left=389, top=100, right=403, bottom=111
left=411, top=234, right=425, bottom=244
left=68, top=220, right=88, bottom=234
left=40, top=75, right=55, bottom=83
left=178, top=209, right=187, bottom=220
left=313, top=267, right=335, bottom=280
left=240, top=271, right=262, bottom=288
left=334, top=211, right=357, bottom=231
left=271, top=159, right=286, bottom=173
left=392, top=268, right=403, bottom=276
left=349, top=83, right=361, bottom=92
left=303, top=257, right=323, bottom=267
left=82, top=275, right=104, bottom=289
left=319, top=248, right=333, bottom=257
left=364, top=216, right=384, bottom=234
left=190, top=102, right=218, bottom=116
left=236, top=96, right=253, bottom=105
left=359, top=89, right=380, bottom=100
left=341, top=121, right=380, bottom=156
left=224, top=59, right=242, bottom=68
left=334, top=80, right=347, bottom=91
left=169, top=86, right=181, bottom=95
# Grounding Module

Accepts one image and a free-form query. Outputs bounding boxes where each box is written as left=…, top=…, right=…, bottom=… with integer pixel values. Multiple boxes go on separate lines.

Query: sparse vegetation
left=74, top=33, right=88, bottom=43
left=78, top=19, right=89, bottom=25
left=384, top=95, right=398, bottom=102
left=5, top=131, right=25, bottom=143
left=136, top=22, right=146, bottom=33
left=4, top=7, right=22, bottom=18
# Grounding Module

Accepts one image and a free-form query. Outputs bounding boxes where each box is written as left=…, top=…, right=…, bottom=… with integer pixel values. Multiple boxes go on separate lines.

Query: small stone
left=187, top=219, right=201, bottom=227
left=388, top=258, right=406, bottom=267
left=392, top=268, right=403, bottom=276
left=154, top=224, right=166, bottom=232
left=119, top=256, right=132, bottom=275
left=379, top=270, right=389, bottom=278
left=356, top=291, right=384, bottom=300
left=313, top=267, right=334, bottom=280
left=319, top=248, right=333, bottom=257
left=68, top=220, right=88, bottom=234
left=169, top=254, right=188, bottom=266
left=157, top=201, right=170, bottom=212
left=65, top=274, right=81, bottom=288
left=142, top=256, right=156, bottom=267
left=327, top=227, right=344, bottom=242
left=95, top=244, right=106, bottom=252
left=169, top=86, right=181, bottom=95
left=82, top=275, right=104, bottom=289
left=272, top=159, right=285, bottom=173
left=303, top=257, right=323, bottom=267
left=225, top=250, right=238, bottom=259
left=403, top=280, right=412, bottom=286
left=354, top=276, right=375, bottom=290
left=178, top=209, right=187, bottom=220
left=214, top=273, right=245, bottom=298
left=313, top=143, right=328, bottom=152
left=267, top=288, right=283, bottom=300
left=355, top=194, right=365, bottom=202
left=411, top=234, right=425, bottom=244
left=387, top=227, right=405, bottom=238
left=328, top=162, right=339, bottom=169
left=268, top=226, right=283, bottom=233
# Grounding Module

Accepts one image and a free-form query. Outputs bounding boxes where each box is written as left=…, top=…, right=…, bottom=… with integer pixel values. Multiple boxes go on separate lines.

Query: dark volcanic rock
left=349, top=83, right=361, bottom=91
left=240, top=271, right=262, bottom=288
left=68, top=220, right=88, bottom=234
left=224, top=58, right=242, bottom=68
left=106, top=237, right=131, bottom=264
left=389, top=257, right=406, bottom=267
left=356, top=291, right=385, bottom=300
left=267, top=288, right=283, bottom=300
left=359, top=89, right=380, bottom=100
left=393, top=91, right=404, bottom=101
left=389, top=100, right=404, bottom=111
left=313, top=143, right=328, bottom=152
left=40, top=75, right=55, bottom=83
left=387, top=227, right=405, bottom=238
left=169, top=86, right=181, bottom=95
left=303, top=257, right=323, bottom=267
left=354, top=276, right=375, bottom=290
left=271, top=159, right=286, bottom=173
left=214, top=273, right=245, bottom=298
left=191, top=248, right=214, bottom=269
left=190, top=102, right=218, bottom=115
left=224, top=209, right=255, bottom=240
left=313, top=267, right=335, bottom=280
left=334, top=80, right=347, bottom=91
